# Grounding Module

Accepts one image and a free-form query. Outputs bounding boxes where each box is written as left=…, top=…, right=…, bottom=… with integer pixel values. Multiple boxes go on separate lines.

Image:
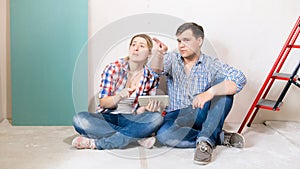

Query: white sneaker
left=72, top=136, right=96, bottom=149
left=137, top=137, right=156, bottom=149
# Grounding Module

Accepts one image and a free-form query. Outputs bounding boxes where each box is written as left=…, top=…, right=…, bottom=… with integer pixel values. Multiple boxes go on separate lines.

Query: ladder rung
left=238, top=16, right=300, bottom=134
left=287, top=45, right=300, bottom=48
left=272, top=73, right=291, bottom=80
left=257, top=99, right=282, bottom=111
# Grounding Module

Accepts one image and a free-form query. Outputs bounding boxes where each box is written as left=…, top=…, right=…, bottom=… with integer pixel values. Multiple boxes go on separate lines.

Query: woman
left=72, top=34, right=163, bottom=150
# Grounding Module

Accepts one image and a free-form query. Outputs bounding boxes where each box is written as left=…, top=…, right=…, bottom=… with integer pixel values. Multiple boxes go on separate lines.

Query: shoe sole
left=193, top=159, right=210, bottom=165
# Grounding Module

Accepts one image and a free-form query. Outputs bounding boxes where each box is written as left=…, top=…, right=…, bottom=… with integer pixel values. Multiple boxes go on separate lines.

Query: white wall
left=88, top=0, right=300, bottom=123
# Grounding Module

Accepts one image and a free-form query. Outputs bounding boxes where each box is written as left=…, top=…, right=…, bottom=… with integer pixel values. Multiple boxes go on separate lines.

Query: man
left=150, top=22, right=247, bottom=165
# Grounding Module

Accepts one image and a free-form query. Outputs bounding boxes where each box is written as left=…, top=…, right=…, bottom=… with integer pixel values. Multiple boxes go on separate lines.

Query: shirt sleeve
left=148, top=52, right=175, bottom=78
left=148, top=78, right=159, bottom=96
left=98, top=64, right=118, bottom=99
left=143, top=67, right=160, bottom=96
left=207, top=56, right=247, bottom=93
left=162, top=52, right=174, bottom=75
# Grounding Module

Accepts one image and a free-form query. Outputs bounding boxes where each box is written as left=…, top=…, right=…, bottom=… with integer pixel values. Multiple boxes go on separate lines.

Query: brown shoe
left=194, top=141, right=212, bottom=165
left=223, top=130, right=245, bottom=148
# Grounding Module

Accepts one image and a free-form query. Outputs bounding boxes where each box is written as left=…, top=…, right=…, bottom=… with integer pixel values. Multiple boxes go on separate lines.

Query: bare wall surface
left=0, top=0, right=8, bottom=121
left=88, top=0, right=300, bottom=123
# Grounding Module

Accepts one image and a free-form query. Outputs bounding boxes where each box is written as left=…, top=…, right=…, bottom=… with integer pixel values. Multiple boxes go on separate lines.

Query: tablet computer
left=138, top=95, right=169, bottom=108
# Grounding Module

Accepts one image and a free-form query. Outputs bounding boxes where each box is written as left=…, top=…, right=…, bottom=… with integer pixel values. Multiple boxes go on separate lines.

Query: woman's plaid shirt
left=98, top=58, right=159, bottom=113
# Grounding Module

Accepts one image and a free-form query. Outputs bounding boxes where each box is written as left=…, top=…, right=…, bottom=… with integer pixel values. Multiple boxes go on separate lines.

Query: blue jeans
left=156, top=95, right=233, bottom=148
left=73, top=111, right=163, bottom=150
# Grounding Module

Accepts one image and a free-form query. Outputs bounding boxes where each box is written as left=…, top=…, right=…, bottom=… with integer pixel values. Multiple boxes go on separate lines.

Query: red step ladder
left=238, top=16, right=300, bottom=134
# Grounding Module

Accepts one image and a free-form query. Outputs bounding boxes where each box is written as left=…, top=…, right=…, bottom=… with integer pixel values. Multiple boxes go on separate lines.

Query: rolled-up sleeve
left=207, top=56, right=247, bottom=93
left=226, top=67, right=247, bottom=93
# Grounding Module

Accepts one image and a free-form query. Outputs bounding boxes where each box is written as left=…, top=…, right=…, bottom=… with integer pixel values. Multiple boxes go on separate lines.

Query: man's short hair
left=176, top=22, right=204, bottom=38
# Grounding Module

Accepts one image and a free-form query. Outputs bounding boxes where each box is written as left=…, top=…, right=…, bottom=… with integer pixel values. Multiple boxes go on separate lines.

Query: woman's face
left=128, top=37, right=150, bottom=63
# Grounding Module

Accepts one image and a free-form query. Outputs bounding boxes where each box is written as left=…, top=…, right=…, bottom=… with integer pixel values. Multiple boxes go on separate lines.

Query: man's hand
left=153, top=37, right=168, bottom=54
left=150, top=38, right=168, bottom=73
left=192, top=90, right=214, bottom=109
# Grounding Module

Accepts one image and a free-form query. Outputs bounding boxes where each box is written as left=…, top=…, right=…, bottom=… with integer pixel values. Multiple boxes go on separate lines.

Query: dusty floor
left=1, top=119, right=300, bottom=169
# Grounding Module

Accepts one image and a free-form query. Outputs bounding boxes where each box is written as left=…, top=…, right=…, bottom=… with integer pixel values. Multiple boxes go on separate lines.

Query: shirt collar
left=197, top=53, right=204, bottom=65
left=120, top=58, right=130, bottom=72
left=177, top=52, right=204, bottom=65
left=120, top=58, right=148, bottom=75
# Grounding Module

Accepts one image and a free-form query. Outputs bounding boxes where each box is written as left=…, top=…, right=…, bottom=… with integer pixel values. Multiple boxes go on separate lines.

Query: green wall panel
left=10, top=0, right=88, bottom=125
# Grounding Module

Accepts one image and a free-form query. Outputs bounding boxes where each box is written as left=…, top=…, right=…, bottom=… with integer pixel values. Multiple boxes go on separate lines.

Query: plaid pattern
left=99, top=58, right=159, bottom=113
left=159, top=52, right=247, bottom=112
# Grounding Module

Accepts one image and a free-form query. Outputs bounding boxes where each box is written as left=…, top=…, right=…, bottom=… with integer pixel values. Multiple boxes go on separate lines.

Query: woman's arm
left=99, top=88, right=135, bottom=108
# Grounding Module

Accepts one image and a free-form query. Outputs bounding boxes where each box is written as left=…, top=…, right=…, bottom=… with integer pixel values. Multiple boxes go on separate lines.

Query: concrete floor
left=1, top=119, right=300, bottom=169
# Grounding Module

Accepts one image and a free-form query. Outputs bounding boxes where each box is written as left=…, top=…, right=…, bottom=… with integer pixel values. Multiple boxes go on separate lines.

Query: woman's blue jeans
left=73, top=111, right=163, bottom=150
left=156, top=95, right=233, bottom=148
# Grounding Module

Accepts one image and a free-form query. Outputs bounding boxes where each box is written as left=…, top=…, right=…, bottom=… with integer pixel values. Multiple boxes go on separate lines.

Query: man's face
left=176, top=29, right=202, bottom=58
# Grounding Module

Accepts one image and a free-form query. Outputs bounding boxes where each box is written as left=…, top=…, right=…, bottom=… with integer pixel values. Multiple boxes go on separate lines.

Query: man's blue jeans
left=73, top=111, right=163, bottom=149
left=156, top=95, right=233, bottom=148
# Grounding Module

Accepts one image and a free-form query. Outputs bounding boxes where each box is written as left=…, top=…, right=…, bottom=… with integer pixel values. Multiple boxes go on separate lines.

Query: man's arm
left=192, top=56, right=247, bottom=109
left=207, top=80, right=237, bottom=96
left=150, top=38, right=168, bottom=73
left=192, top=80, right=237, bottom=109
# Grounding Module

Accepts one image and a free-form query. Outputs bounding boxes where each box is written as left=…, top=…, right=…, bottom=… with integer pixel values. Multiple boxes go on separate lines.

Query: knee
left=219, top=95, right=234, bottom=103
left=153, top=112, right=164, bottom=126
left=143, top=112, right=164, bottom=126
left=146, top=112, right=164, bottom=134
left=73, top=112, right=89, bottom=134
left=73, top=112, right=87, bottom=126
left=211, top=95, right=234, bottom=108
left=220, top=95, right=234, bottom=110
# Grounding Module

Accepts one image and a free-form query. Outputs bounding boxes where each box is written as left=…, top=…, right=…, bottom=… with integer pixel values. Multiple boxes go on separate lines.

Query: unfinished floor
left=1, top=120, right=300, bottom=169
